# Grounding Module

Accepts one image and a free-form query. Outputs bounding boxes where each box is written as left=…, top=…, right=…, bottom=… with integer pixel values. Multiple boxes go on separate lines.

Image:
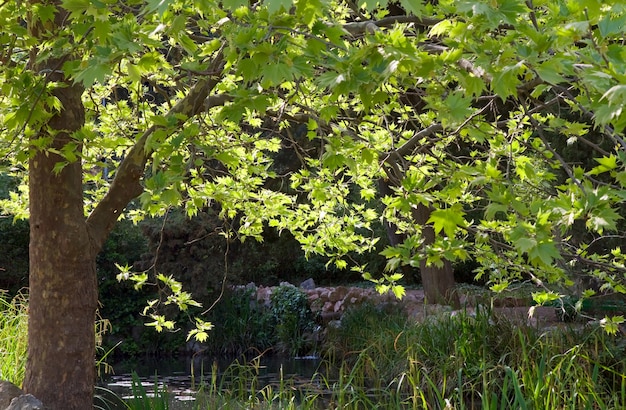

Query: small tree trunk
left=378, top=178, right=418, bottom=283
left=412, top=204, right=460, bottom=308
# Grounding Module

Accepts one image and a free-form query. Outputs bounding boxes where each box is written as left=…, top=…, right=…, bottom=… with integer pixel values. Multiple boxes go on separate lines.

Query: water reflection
left=97, top=355, right=324, bottom=408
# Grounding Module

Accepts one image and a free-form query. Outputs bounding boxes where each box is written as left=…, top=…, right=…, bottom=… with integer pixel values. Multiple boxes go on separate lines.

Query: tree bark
left=24, top=3, right=97, bottom=408
left=24, top=76, right=97, bottom=408
left=23, top=4, right=225, bottom=403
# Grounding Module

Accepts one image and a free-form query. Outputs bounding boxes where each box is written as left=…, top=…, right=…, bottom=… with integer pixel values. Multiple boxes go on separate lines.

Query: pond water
left=96, top=355, right=324, bottom=409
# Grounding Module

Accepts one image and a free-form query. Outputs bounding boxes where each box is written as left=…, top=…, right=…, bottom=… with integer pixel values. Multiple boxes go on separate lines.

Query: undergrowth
left=101, top=303, right=626, bottom=409
left=0, top=291, right=28, bottom=385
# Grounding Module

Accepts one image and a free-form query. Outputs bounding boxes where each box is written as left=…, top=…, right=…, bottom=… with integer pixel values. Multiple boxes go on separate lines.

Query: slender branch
left=387, top=123, right=443, bottom=160
left=343, top=15, right=441, bottom=35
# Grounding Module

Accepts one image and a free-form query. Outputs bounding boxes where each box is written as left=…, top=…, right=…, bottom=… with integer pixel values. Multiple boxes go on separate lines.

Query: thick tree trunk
left=22, top=6, right=222, bottom=403
left=412, top=203, right=460, bottom=308
left=24, top=3, right=99, bottom=408
left=24, top=77, right=98, bottom=409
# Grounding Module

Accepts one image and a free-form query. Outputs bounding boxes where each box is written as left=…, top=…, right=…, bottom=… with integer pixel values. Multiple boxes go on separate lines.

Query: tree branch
left=86, top=52, right=225, bottom=252
left=343, top=15, right=441, bottom=35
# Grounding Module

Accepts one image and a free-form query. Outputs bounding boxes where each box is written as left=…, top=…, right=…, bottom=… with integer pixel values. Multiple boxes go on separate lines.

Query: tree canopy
left=1, top=0, right=626, bottom=407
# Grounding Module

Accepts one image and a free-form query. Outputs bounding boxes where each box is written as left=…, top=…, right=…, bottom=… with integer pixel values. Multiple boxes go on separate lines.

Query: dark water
left=96, top=355, right=324, bottom=409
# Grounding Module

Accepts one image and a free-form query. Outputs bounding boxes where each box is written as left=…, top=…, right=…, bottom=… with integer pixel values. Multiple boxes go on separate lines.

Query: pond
left=96, top=355, right=324, bottom=409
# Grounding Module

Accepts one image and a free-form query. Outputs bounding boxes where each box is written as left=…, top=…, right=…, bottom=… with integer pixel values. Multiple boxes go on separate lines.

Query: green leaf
left=600, top=316, right=624, bottom=336
left=399, top=0, right=423, bottom=15
left=513, top=237, right=537, bottom=254
left=601, top=85, right=626, bottom=105
left=427, top=206, right=467, bottom=237
left=528, top=242, right=561, bottom=266
left=485, top=202, right=508, bottom=220
left=267, top=0, right=292, bottom=14
left=492, top=62, right=524, bottom=99
left=262, top=61, right=293, bottom=86
left=588, top=155, right=618, bottom=175
left=587, top=207, right=621, bottom=234
left=429, top=20, right=454, bottom=37
left=392, top=284, right=406, bottom=299
left=442, top=91, right=473, bottom=126
left=490, top=282, right=509, bottom=293
left=74, top=60, right=110, bottom=88
left=535, top=59, right=565, bottom=84
left=532, top=291, right=561, bottom=305
left=598, top=13, right=626, bottom=37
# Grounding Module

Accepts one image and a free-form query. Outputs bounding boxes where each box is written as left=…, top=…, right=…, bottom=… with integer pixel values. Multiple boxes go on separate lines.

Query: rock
left=328, top=286, right=348, bottom=303
left=0, top=381, right=23, bottom=409
left=299, top=278, right=316, bottom=290
left=256, top=286, right=273, bottom=306
left=6, top=394, right=45, bottom=410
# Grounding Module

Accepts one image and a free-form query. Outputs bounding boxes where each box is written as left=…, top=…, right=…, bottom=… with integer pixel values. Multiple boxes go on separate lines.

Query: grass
left=0, top=291, right=28, bottom=385
left=100, top=303, right=625, bottom=409
left=3, top=290, right=625, bottom=409
left=0, top=291, right=118, bottom=388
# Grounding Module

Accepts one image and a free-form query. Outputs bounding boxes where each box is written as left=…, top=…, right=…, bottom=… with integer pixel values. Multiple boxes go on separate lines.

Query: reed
left=0, top=292, right=28, bottom=386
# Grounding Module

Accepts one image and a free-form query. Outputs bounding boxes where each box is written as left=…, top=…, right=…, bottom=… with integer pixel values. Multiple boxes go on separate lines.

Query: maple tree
left=1, top=0, right=625, bottom=407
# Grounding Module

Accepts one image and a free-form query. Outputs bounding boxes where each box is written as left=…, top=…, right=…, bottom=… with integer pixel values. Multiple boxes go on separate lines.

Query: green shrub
left=202, top=287, right=275, bottom=355
left=0, top=218, right=29, bottom=294
left=270, top=284, right=317, bottom=356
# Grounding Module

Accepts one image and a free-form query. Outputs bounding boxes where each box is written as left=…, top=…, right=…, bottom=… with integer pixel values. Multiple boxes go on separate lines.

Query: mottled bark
left=24, top=2, right=98, bottom=408
left=25, top=77, right=97, bottom=408
left=24, top=4, right=225, bottom=405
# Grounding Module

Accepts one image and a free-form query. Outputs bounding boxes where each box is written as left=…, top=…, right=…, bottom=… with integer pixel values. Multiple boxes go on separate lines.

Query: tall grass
left=320, top=302, right=626, bottom=409
left=0, top=291, right=28, bottom=385
left=5, top=290, right=624, bottom=409
left=114, top=305, right=625, bottom=409
left=0, top=291, right=115, bottom=388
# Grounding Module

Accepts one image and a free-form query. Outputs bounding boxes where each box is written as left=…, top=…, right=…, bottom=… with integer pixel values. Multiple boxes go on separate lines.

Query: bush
left=202, top=287, right=275, bottom=356
left=0, top=218, right=29, bottom=293
left=270, top=284, right=317, bottom=356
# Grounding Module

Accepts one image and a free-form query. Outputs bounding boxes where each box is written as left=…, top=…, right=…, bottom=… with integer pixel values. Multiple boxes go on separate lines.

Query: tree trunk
left=24, top=76, right=98, bottom=408
left=379, top=175, right=459, bottom=307
left=22, top=7, right=224, bottom=404
left=412, top=203, right=460, bottom=308
left=378, top=178, right=419, bottom=283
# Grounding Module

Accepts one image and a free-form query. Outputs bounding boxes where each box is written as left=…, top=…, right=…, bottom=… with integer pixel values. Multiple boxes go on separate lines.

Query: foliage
left=197, top=287, right=276, bottom=356
left=2, top=4, right=626, bottom=405
left=270, top=284, right=318, bottom=355
left=5, top=0, right=623, bottom=306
